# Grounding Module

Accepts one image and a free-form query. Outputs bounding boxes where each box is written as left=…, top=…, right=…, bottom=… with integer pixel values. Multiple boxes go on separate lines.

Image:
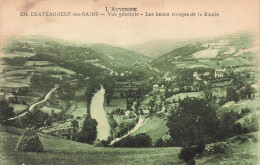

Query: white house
left=125, top=110, right=136, bottom=118
left=215, top=69, right=225, bottom=78
left=142, top=110, right=150, bottom=115
left=24, top=61, right=50, bottom=66
left=0, top=92, right=4, bottom=101
left=153, top=84, right=159, bottom=90
left=193, top=71, right=198, bottom=78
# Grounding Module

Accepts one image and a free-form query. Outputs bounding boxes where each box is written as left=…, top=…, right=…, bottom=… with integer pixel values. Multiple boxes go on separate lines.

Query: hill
left=88, top=43, right=151, bottom=66
left=1, top=127, right=258, bottom=165
left=126, top=39, right=200, bottom=58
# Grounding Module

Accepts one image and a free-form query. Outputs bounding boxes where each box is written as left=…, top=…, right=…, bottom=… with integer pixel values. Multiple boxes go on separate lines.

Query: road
left=8, top=85, right=58, bottom=121
left=110, top=116, right=148, bottom=145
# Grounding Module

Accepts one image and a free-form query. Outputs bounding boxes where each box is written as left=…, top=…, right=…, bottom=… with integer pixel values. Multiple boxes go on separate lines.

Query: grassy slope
left=103, top=99, right=126, bottom=114
left=1, top=129, right=258, bottom=165
left=0, top=129, right=182, bottom=165
left=196, top=133, right=258, bottom=165
left=133, top=117, right=169, bottom=142
left=88, top=43, right=150, bottom=66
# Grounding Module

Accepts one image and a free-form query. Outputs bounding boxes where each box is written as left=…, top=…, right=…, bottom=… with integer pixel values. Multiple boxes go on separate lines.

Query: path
left=110, top=116, right=148, bottom=145
left=8, top=85, right=58, bottom=120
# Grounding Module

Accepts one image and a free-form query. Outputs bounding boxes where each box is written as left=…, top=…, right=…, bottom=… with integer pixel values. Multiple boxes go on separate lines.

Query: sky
left=0, top=0, right=259, bottom=46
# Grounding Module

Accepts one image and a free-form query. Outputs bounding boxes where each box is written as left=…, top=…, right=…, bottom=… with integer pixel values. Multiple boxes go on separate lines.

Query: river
left=90, top=86, right=110, bottom=141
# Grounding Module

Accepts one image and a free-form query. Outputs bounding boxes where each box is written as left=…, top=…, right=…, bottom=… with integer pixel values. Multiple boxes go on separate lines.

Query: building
left=142, top=110, right=150, bottom=115
left=215, top=69, right=225, bottom=78
left=125, top=110, right=136, bottom=118
left=153, top=84, right=159, bottom=90
left=193, top=71, right=198, bottom=78
left=0, top=92, right=5, bottom=101
left=153, top=84, right=165, bottom=93
left=203, top=72, right=210, bottom=77
left=24, top=61, right=50, bottom=66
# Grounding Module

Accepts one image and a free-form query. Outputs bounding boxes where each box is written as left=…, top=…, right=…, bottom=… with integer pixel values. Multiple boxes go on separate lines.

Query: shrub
left=15, top=127, right=44, bottom=152
left=204, top=142, right=228, bottom=155
left=154, top=138, right=164, bottom=147
left=75, top=115, right=97, bottom=144
left=179, top=147, right=197, bottom=163
left=113, top=133, right=152, bottom=148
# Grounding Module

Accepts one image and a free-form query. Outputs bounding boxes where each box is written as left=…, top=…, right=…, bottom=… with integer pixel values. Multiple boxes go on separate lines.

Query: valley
left=0, top=32, right=259, bottom=164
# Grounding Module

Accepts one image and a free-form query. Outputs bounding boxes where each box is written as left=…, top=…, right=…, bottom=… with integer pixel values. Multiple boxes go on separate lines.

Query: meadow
left=1, top=126, right=258, bottom=165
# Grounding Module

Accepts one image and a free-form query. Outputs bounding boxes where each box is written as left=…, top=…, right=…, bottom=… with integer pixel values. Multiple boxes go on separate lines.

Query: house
left=153, top=84, right=165, bottom=93
left=159, top=85, right=165, bottom=93
left=5, top=93, right=14, bottom=101
left=142, top=110, right=150, bottom=115
left=193, top=71, right=202, bottom=80
left=193, top=71, right=198, bottom=78
left=215, top=69, right=225, bottom=78
left=125, top=110, right=136, bottom=118
left=24, top=61, right=50, bottom=66
left=203, top=72, right=210, bottom=77
left=153, top=84, right=159, bottom=90
left=0, top=92, right=4, bottom=101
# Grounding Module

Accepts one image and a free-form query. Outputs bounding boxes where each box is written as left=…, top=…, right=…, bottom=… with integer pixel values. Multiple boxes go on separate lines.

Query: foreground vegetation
left=1, top=126, right=258, bottom=165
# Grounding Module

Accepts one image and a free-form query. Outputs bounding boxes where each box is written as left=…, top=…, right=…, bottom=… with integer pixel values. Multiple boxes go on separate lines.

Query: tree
left=113, top=133, right=152, bottom=148
left=0, top=100, right=15, bottom=130
left=76, top=115, right=97, bottom=144
left=226, top=87, right=239, bottom=102
left=154, top=138, right=164, bottom=147
left=15, top=127, right=44, bottom=152
left=218, top=110, right=239, bottom=138
left=17, top=87, right=29, bottom=98
left=85, top=79, right=100, bottom=114
left=204, top=89, right=213, bottom=103
left=103, top=77, right=114, bottom=106
left=21, top=110, right=49, bottom=129
left=71, top=120, right=79, bottom=140
left=167, top=98, right=219, bottom=163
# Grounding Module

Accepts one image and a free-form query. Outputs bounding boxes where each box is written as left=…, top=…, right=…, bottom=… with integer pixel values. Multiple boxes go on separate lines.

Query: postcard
left=0, top=0, right=259, bottom=164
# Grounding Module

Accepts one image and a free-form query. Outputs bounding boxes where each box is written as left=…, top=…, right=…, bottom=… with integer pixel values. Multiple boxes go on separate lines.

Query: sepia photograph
left=0, top=0, right=259, bottom=164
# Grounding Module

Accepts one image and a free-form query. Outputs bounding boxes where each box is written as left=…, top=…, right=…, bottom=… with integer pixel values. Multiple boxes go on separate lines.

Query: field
left=196, top=133, right=258, bottom=165
left=133, top=117, right=168, bottom=142
left=222, top=46, right=236, bottom=55
left=40, top=106, right=62, bottom=115
left=0, top=127, right=182, bottom=165
left=104, top=99, right=126, bottom=114
left=1, top=126, right=258, bottom=165
left=197, top=59, right=219, bottom=68
left=166, top=91, right=204, bottom=102
left=225, top=99, right=259, bottom=113
left=35, top=66, right=76, bottom=75
left=0, top=78, right=30, bottom=88
left=192, top=49, right=219, bottom=59
left=172, top=61, right=209, bottom=69
left=220, top=57, right=244, bottom=67
left=10, top=104, right=28, bottom=114
left=1, top=51, right=35, bottom=59
left=0, top=69, right=33, bottom=87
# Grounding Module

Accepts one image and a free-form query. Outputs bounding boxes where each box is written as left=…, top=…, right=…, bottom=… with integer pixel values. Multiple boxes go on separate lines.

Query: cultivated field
left=193, top=49, right=219, bottom=59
